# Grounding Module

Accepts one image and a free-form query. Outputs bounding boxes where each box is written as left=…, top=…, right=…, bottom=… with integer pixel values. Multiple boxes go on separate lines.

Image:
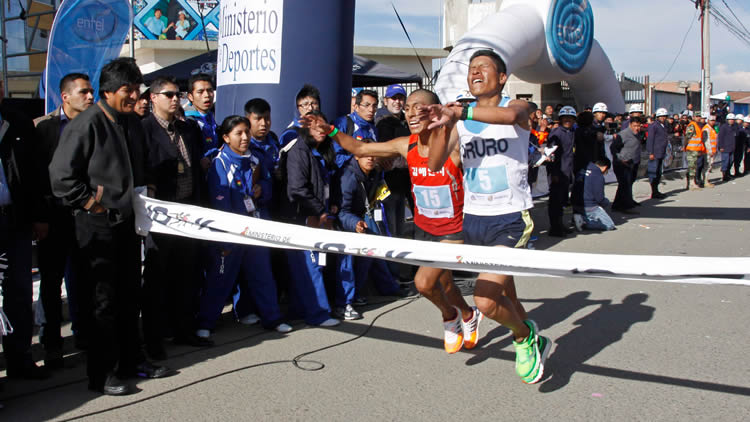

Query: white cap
left=735, top=114, right=744, bottom=120
left=592, top=102, right=608, bottom=113
left=701, top=112, right=710, bottom=119
left=708, top=115, right=717, bottom=121
left=744, top=116, right=750, bottom=123
left=727, top=113, right=736, bottom=120
left=629, top=104, right=643, bottom=113
left=655, top=108, right=669, bottom=117
left=558, top=105, right=577, bottom=117
left=455, top=89, right=475, bottom=101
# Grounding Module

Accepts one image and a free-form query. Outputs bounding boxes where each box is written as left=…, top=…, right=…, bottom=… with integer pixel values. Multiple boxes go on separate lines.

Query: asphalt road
left=2, top=169, right=749, bottom=421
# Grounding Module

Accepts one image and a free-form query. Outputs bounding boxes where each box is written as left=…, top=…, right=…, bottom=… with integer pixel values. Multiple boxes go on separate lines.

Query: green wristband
left=328, top=127, right=339, bottom=138
left=467, top=106, right=474, bottom=121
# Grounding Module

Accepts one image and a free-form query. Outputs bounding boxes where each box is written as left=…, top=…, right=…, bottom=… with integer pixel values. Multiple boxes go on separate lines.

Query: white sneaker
left=196, top=329, right=210, bottom=339
left=573, top=213, right=584, bottom=232
left=239, top=313, right=260, bottom=325
left=275, top=323, right=293, bottom=333
left=317, top=317, right=341, bottom=327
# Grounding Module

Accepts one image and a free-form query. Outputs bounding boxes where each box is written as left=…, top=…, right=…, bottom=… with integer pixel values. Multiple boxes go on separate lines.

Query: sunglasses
left=157, top=91, right=182, bottom=99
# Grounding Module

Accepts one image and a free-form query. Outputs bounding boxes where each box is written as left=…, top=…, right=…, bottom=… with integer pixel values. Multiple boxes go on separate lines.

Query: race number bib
left=464, top=165, right=511, bottom=204
left=413, top=184, right=454, bottom=219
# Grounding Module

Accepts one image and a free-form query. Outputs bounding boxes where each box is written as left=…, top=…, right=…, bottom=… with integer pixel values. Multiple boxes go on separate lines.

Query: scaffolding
left=0, top=0, right=60, bottom=96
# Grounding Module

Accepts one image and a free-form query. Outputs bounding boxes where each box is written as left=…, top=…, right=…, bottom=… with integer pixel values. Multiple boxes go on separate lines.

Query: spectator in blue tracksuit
left=184, top=73, right=220, bottom=169
left=646, top=110, right=669, bottom=198
left=718, top=116, right=737, bottom=181
left=279, top=84, right=322, bottom=147
left=196, top=116, right=292, bottom=339
left=546, top=106, right=577, bottom=237
left=331, top=89, right=379, bottom=169
left=572, top=158, right=615, bottom=231
left=284, top=110, right=342, bottom=327
left=244, top=98, right=280, bottom=220
left=336, top=148, right=401, bottom=319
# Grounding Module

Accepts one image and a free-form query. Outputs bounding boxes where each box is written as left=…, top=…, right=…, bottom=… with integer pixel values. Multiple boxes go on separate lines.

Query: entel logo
left=72, top=3, right=117, bottom=42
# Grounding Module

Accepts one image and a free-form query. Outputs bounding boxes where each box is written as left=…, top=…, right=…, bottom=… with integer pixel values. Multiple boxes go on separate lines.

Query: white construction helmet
left=708, top=115, right=717, bottom=121
left=592, top=102, right=608, bottom=113
left=558, top=105, right=577, bottom=117
left=629, top=104, right=644, bottom=113
left=727, top=113, right=736, bottom=120
left=744, top=116, right=750, bottom=123
left=655, top=108, right=669, bottom=117
left=701, top=112, right=710, bottom=119
left=735, top=114, right=744, bottom=120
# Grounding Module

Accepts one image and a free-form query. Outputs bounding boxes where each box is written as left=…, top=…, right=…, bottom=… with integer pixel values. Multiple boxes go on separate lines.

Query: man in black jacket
left=49, top=58, right=169, bottom=396
left=140, top=76, right=212, bottom=360
left=0, top=80, right=49, bottom=380
left=33, top=72, right=94, bottom=368
left=646, top=108, right=669, bottom=199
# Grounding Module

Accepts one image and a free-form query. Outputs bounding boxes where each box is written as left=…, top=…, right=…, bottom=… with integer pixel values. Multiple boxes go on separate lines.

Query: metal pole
left=198, top=2, right=210, bottom=53
left=1, top=0, right=8, bottom=93
left=129, top=0, right=134, bottom=58
left=702, top=0, right=711, bottom=115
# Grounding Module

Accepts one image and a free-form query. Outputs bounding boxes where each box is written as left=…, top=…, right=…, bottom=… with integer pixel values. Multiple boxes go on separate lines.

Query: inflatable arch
left=435, top=0, right=625, bottom=113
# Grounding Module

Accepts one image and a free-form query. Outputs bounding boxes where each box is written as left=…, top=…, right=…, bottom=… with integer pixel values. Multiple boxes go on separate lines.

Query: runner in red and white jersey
left=301, top=89, right=483, bottom=354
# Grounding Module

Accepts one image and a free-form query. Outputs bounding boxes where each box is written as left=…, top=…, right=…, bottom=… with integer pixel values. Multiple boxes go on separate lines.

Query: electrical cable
left=656, top=8, right=700, bottom=85
left=3, top=296, right=421, bottom=421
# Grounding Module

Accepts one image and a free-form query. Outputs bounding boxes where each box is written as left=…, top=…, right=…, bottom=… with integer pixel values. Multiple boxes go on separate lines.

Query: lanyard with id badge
left=362, top=179, right=391, bottom=236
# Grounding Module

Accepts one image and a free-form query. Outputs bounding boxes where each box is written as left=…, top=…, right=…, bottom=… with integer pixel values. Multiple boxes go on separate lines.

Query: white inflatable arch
left=435, top=0, right=625, bottom=113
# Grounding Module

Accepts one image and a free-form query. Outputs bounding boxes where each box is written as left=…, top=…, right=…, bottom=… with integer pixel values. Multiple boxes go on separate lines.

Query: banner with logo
left=133, top=193, right=750, bottom=285
left=133, top=0, right=219, bottom=41
left=45, top=0, right=132, bottom=115
left=217, top=0, right=283, bottom=86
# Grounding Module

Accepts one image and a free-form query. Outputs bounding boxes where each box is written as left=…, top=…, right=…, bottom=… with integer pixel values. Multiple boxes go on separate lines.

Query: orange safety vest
left=702, top=124, right=717, bottom=155
left=685, top=121, right=705, bottom=153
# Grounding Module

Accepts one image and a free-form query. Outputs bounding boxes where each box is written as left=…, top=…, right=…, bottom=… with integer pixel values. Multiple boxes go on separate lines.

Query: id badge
left=374, top=208, right=383, bottom=222
left=318, top=252, right=327, bottom=266
left=177, top=161, right=185, bottom=174
left=243, top=196, right=256, bottom=213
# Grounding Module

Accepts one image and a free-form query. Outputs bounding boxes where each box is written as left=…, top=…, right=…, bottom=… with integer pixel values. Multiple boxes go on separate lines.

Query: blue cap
left=385, top=84, right=406, bottom=98
left=351, top=87, right=363, bottom=97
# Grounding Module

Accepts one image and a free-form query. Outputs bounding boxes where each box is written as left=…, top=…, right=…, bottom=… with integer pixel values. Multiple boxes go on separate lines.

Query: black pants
left=547, top=173, right=571, bottom=222
left=38, top=208, right=80, bottom=352
left=613, top=161, right=635, bottom=209
left=0, top=210, right=33, bottom=369
left=695, top=155, right=706, bottom=184
left=73, top=211, right=143, bottom=385
left=734, top=140, right=745, bottom=174
left=142, top=233, right=201, bottom=346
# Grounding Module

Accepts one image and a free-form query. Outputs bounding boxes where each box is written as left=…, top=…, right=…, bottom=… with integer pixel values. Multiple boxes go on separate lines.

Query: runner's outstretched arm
left=427, top=100, right=531, bottom=130
left=299, top=114, right=408, bottom=158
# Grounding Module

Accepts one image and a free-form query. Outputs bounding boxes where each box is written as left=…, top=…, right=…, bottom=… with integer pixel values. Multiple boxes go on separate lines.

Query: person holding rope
left=300, top=89, right=482, bottom=354
left=422, top=50, right=551, bottom=384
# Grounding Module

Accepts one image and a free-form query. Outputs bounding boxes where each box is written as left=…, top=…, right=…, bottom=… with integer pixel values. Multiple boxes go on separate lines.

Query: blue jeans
left=721, top=152, right=734, bottom=173
left=583, top=206, right=616, bottom=231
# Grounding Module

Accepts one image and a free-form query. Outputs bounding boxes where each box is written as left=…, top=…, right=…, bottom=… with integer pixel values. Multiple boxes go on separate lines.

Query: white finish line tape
left=133, top=193, right=750, bottom=286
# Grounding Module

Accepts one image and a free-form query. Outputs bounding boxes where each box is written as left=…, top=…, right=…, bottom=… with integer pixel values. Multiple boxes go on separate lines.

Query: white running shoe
left=443, top=307, right=464, bottom=354
left=573, top=213, right=584, bottom=232
left=317, top=318, right=341, bottom=327
left=275, top=323, right=293, bottom=333
left=239, top=313, right=260, bottom=325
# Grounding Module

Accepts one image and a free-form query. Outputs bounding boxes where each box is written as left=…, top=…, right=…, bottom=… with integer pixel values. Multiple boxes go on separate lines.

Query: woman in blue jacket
left=284, top=111, right=343, bottom=327
left=196, top=116, right=292, bottom=339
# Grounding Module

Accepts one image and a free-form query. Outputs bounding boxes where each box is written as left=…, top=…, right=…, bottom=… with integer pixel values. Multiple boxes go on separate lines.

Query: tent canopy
left=143, top=51, right=423, bottom=90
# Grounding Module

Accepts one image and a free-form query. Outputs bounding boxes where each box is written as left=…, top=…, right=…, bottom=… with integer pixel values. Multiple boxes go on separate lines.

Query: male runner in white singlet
left=427, top=50, right=551, bottom=384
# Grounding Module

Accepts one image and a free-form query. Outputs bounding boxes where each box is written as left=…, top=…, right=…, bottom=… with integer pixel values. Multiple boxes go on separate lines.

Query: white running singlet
left=457, top=99, right=532, bottom=216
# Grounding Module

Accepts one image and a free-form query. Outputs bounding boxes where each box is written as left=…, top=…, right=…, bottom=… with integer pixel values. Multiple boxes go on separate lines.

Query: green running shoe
left=513, top=320, right=551, bottom=384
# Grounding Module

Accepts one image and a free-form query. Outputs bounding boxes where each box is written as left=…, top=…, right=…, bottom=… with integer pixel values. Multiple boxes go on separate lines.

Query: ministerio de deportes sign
left=217, top=0, right=283, bottom=85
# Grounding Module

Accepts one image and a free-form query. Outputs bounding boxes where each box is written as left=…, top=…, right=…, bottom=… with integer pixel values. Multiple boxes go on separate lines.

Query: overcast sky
left=354, top=0, right=750, bottom=92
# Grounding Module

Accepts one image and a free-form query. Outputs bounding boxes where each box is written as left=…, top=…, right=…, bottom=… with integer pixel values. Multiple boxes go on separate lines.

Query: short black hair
left=188, top=73, right=214, bottom=93
left=99, top=58, right=144, bottom=93
left=469, top=49, right=507, bottom=75
left=59, top=73, right=89, bottom=94
left=244, top=98, right=271, bottom=116
left=576, top=111, right=594, bottom=127
left=528, top=102, right=539, bottom=113
left=595, top=157, right=611, bottom=169
left=217, top=115, right=250, bottom=140
left=149, top=76, right=178, bottom=95
left=629, top=116, right=644, bottom=124
left=408, top=88, right=440, bottom=105
left=356, top=89, right=378, bottom=105
left=295, top=84, right=320, bottom=105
